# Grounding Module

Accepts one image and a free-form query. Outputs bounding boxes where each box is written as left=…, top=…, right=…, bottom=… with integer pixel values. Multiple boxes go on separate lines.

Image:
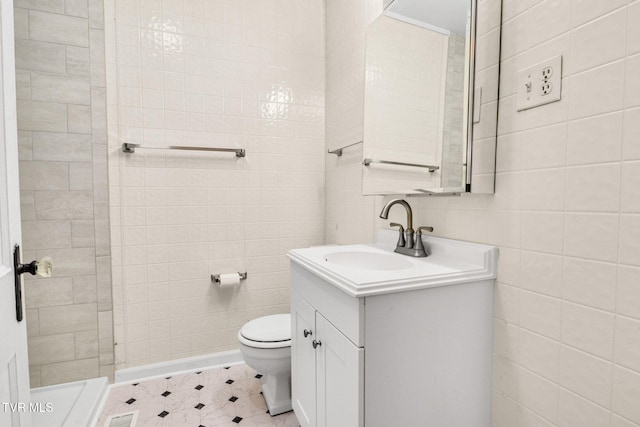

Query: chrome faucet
left=379, top=199, right=433, bottom=257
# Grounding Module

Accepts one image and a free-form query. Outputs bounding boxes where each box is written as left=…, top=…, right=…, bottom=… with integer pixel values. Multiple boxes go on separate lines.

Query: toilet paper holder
left=211, top=272, right=247, bottom=283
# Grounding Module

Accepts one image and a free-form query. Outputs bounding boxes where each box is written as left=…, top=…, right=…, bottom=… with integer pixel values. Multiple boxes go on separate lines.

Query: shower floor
left=97, top=364, right=300, bottom=427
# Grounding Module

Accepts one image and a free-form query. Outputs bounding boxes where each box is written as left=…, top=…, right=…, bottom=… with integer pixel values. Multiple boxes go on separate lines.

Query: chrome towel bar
left=327, top=140, right=362, bottom=156
left=122, top=143, right=245, bottom=157
left=363, top=158, right=439, bottom=173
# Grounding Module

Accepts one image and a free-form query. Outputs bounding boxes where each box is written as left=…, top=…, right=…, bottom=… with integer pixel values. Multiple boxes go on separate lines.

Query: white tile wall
left=105, top=0, right=325, bottom=368
left=326, top=0, right=640, bottom=425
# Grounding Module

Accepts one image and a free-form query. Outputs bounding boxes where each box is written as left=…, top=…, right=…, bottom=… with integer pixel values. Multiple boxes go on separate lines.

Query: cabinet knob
left=312, top=339, right=322, bottom=349
left=303, top=329, right=312, bottom=338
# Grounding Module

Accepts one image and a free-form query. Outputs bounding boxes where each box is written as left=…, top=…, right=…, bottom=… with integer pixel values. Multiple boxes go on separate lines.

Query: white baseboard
left=114, top=350, right=244, bottom=384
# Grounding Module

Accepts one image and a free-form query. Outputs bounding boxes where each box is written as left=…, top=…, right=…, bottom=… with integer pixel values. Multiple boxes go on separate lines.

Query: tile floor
left=97, top=364, right=300, bottom=427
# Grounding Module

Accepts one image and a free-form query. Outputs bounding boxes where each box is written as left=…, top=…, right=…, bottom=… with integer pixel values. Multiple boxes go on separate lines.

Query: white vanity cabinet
left=291, top=278, right=364, bottom=427
left=288, top=231, right=498, bottom=427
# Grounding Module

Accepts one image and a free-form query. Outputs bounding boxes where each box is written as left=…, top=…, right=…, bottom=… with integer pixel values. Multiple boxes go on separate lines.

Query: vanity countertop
left=287, top=229, right=498, bottom=297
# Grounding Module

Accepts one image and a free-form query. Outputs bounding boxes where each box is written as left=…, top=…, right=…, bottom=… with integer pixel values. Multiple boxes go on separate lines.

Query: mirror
left=362, top=0, right=501, bottom=195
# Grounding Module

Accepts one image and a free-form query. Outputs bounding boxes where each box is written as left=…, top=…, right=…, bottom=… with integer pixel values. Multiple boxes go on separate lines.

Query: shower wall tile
left=105, top=0, right=325, bottom=368
left=326, top=0, right=640, bottom=425
left=40, top=357, right=100, bottom=386
left=15, top=0, right=113, bottom=387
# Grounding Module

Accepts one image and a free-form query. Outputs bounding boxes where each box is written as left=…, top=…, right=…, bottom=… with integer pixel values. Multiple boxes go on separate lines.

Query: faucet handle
left=417, top=226, right=434, bottom=234
left=389, top=222, right=406, bottom=247
left=414, top=226, right=433, bottom=257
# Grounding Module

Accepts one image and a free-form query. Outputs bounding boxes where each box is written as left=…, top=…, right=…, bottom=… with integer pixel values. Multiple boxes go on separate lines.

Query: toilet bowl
left=238, top=314, right=292, bottom=415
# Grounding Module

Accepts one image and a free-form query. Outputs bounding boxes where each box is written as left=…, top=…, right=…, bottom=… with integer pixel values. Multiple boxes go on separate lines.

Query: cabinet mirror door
left=362, top=0, right=501, bottom=195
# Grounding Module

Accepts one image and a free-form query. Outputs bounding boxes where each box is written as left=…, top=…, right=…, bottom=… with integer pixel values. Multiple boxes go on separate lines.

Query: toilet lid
left=240, top=314, right=291, bottom=343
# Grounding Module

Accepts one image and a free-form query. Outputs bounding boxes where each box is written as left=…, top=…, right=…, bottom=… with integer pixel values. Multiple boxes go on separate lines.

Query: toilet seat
left=239, top=314, right=291, bottom=349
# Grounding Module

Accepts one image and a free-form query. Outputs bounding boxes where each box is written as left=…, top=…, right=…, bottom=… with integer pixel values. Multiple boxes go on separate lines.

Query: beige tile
left=24, top=277, right=73, bottom=308
left=40, top=358, right=99, bottom=386
left=88, top=0, right=104, bottom=30
left=14, top=39, right=66, bottom=74
left=15, top=0, right=64, bottom=13
left=90, top=29, right=107, bottom=87
left=494, top=319, right=519, bottom=362
left=559, top=345, right=612, bottom=408
left=32, top=132, right=92, bottom=162
left=29, top=365, right=42, bottom=388
left=517, top=329, right=560, bottom=382
left=26, top=308, right=39, bottom=337
left=17, top=131, right=32, bottom=161
left=562, top=257, right=616, bottom=311
left=620, top=214, right=640, bottom=267
left=20, top=191, right=35, bottom=221
left=517, top=368, right=558, bottom=424
left=618, top=266, right=640, bottom=320
left=39, top=303, right=97, bottom=335
left=68, top=105, right=93, bottom=134
left=564, top=213, right=619, bottom=262
left=35, top=191, right=94, bottom=220
left=565, top=164, right=621, bottom=212
left=493, top=355, right=520, bottom=399
left=96, top=256, right=113, bottom=310
left=561, top=302, right=615, bottom=360
left=612, top=366, right=640, bottom=424
left=629, top=1, right=640, bottom=55
left=71, top=220, right=96, bottom=247
left=570, top=8, right=627, bottom=74
left=568, top=60, right=625, bottom=120
left=623, top=107, right=640, bottom=160
left=31, top=72, right=91, bottom=105
left=500, top=0, right=571, bottom=60
left=622, top=162, right=640, bottom=213
left=611, top=414, right=640, bottom=427
left=69, top=163, right=94, bottom=191
left=557, top=388, right=611, bottom=427
left=521, top=169, right=565, bottom=212
left=520, top=291, right=561, bottom=340
left=625, top=54, right=640, bottom=108
left=29, top=10, right=89, bottom=47
left=520, top=251, right=562, bottom=297
left=15, top=70, right=30, bottom=101
left=571, top=0, right=628, bottom=28
left=16, top=100, right=67, bottom=132
left=65, top=0, right=89, bottom=17
left=22, top=220, right=71, bottom=249
left=614, top=316, right=640, bottom=374
left=567, top=112, right=623, bottom=166
left=521, top=212, right=564, bottom=255
left=72, top=275, right=97, bottom=304
left=75, top=330, right=99, bottom=358
left=66, top=46, right=91, bottom=77
left=27, top=333, right=75, bottom=365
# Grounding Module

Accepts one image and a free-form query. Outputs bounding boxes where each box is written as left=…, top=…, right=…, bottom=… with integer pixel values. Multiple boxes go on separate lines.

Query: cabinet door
left=316, top=313, right=364, bottom=427
left=291, top=291, right=317, bottom=427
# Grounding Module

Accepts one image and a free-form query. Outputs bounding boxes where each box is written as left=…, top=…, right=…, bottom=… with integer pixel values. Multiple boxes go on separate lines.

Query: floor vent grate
left=105, top=410, right=138, bottom=427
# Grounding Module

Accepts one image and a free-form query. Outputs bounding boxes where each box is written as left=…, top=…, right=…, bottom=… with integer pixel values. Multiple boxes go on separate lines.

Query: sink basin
left=324, top=251, right=413, bottom=271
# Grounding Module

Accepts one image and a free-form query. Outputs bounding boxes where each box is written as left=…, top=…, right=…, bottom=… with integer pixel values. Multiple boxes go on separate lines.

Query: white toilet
left=238, top=314, right=292, bottom=415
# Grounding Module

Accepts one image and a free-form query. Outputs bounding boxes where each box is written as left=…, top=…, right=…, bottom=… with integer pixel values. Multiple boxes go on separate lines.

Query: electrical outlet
left=541, top=82, right=553, bottom=95
left=517, top=55, right=562, bottom=111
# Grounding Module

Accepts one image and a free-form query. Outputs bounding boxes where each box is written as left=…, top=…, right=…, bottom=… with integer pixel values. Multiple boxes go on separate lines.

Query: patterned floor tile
left=97, top=364, right=300, bottom=427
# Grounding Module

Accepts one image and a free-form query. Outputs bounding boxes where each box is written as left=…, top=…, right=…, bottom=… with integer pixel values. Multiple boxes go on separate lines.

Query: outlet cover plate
left=517, top=55, right=562, bottom=111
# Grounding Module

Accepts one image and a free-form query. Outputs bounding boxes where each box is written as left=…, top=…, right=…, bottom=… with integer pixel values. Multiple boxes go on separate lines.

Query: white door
left=316, top=313, right=363, bottom=427
left=0, top=0, right=31, bottom=425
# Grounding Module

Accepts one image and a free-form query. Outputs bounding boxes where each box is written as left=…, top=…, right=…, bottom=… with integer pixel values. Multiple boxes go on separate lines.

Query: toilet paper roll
left=217, top=273, right=241, bottom=287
